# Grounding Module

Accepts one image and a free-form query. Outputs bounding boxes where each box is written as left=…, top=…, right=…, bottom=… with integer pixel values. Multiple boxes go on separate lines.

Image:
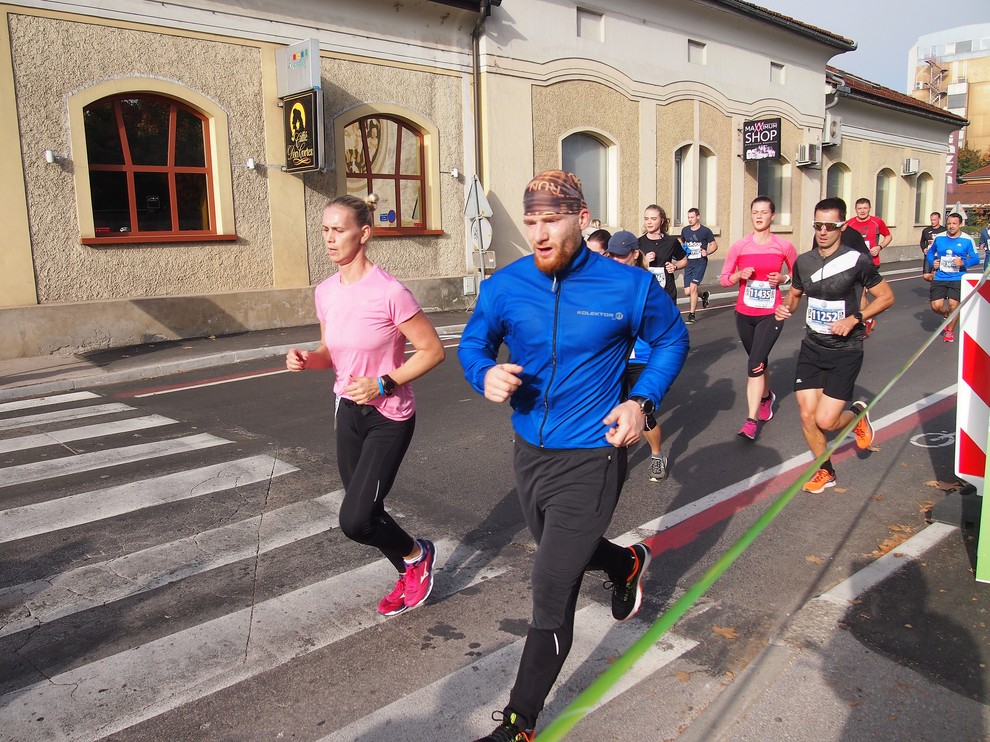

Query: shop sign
left=743, top=118, right=781, bottom=161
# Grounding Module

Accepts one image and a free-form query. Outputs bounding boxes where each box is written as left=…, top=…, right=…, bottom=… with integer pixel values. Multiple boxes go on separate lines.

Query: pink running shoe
left=377, top=575, right=408, bottom=616
left=944, top=330, right=955, bottom=343
left=758, top=390, right=776, bottom=422
left=402, top=539, right=436, bottom=610
left=737, top=418, right=758, bottom=440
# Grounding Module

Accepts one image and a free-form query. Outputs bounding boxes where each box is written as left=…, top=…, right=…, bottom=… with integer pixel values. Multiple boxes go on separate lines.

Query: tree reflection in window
left=83, top=94, right=214, bottom=238
left=343, top=115, right=425, bottom=230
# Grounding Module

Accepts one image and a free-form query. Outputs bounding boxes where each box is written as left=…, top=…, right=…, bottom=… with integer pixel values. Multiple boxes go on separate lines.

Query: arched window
left=875, top=168, right=896, bottom=223
left=826, top=163, right=850, bottom=204
left=343, top=115, right=426, bottom=230
left=915, top=173, right=933, bottom=224
left=757, top=157, right=791, bottom=225
left=562, top=132, right=611, bottom=224
left=81, top=94, right=223, bottom=242
left=674, top=143, right=717, bottom=226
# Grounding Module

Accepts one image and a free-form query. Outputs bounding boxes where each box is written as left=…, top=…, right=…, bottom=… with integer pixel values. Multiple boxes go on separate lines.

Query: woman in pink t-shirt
left=719, top=196, right=797, bottom=441
left=285, top=194, right=445, bottom=617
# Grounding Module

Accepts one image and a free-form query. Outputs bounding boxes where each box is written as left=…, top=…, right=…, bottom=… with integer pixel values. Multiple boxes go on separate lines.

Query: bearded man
left=458, top=170, right=688, bottom=741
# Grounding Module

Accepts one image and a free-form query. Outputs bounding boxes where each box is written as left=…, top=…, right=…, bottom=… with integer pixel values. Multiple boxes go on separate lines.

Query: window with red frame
left=83, top=94, right=216, bottom=241
left=343, top=115, right=426, bottom=231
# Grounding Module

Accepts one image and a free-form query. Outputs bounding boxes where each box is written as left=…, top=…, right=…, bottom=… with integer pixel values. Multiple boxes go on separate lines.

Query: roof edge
left=711, top=0, right=856, bottom=51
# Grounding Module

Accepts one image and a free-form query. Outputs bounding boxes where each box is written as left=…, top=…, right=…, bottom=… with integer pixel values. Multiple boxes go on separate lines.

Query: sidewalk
left=0, top=293, right=986, bottom=740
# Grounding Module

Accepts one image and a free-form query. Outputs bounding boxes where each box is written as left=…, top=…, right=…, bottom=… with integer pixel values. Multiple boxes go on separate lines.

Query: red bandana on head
left=523, top=170, right=587, bottom=215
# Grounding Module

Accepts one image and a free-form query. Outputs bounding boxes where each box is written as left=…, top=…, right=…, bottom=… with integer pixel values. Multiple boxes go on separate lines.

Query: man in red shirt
left=846, top=198, right=891, bottom=334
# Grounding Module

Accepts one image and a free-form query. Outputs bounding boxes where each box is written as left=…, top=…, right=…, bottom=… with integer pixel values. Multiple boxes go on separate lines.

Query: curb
left=0, top=324, right=467, bottom=402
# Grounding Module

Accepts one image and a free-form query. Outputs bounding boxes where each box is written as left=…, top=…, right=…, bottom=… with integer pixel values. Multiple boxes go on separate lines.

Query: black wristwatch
left=851, top=311, right=863, bottom=324
left=629, top=396, right=655, bottom=416
left=381, top=374, right=397, bottom=396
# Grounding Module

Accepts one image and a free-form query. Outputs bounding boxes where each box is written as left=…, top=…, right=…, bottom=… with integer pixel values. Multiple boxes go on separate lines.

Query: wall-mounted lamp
left=449, top=167, right=460, bottom=179
left=43, top=149, right=66, bottom=165
left=246, top=157, right=256, bottom=170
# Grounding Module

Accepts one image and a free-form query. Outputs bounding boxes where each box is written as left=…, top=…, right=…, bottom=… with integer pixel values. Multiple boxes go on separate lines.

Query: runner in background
left=606, top=230, right=672, bottom=482
left=979, top=221, right=989, bottom=272
left=586, top=228, right=611, bottom=255
left=720, top=196, right=796, bottom=441
left=680, top=207, right=718, bottom=324
left=924, top=212, right=981, bottom=343
left=846, top=198, right=891, bottom=335
left=920, top=211, right=946, bottom=276
left=639, top=204, right=687, bottom=307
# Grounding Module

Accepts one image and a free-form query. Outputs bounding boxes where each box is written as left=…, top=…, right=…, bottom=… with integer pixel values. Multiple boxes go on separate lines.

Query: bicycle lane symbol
left=910, top=431, right=956, bottom=448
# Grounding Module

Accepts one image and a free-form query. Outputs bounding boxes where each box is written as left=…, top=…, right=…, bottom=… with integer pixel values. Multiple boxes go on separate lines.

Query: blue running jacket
left=458, top=247, right=689, bottom=449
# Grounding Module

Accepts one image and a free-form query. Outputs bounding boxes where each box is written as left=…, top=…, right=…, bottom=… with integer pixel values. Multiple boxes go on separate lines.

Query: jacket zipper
left=538, top=279, right=561, bottom=446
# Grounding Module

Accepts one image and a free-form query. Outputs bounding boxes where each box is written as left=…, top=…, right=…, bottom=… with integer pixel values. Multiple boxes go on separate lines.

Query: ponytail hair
left=327, top=193, right=379, bottom=229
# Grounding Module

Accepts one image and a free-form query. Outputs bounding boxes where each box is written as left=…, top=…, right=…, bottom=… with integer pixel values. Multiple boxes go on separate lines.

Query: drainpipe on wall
left=471, top=0, right=500, bottom=185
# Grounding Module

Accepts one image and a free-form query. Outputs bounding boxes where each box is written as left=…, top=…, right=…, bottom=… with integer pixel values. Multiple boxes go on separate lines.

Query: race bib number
left=743, top=280, right=775, bottom=310
left=685, top=241, right=703, bottom=259
left=649, top=267, right=666, bottom=288
left=806, top=298, right=845, bottom=334
left=940, top=257, right=958, bottom=273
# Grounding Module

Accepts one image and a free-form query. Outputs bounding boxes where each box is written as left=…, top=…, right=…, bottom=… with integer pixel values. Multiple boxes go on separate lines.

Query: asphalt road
left=0, top=268, right=972, bottom=741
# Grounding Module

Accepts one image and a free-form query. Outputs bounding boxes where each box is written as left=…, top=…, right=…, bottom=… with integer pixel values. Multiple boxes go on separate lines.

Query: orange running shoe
left=803, top=468, right=836, bottom=494
left=851, top=401, right=874, bottom=449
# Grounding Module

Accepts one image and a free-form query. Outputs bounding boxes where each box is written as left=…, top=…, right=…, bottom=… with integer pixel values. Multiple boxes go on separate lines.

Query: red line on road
left=116, top=367, right=286, bottom=397
left=644, top=393, right=957, bottom=557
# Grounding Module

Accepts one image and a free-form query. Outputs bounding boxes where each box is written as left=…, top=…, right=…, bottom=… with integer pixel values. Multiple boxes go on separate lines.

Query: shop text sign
left=743, top=118, right=781, bottom=161
left=282, top=89, right=324, bottom=174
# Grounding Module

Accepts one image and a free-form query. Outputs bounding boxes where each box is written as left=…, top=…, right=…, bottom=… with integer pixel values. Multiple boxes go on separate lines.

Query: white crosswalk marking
left=0, top=454, right=297, bottom=543
left=0, top=539, right=507, bottom=742
left=0, top=489, right=342, bottom=638
left=0, top=402, right=134, bottom=431
left=0, top=414, right=177, bottom=454
left=0, top=432, right=231, bottom=488
left=324, top=603, right=697, bottom=741
left=0, top=390, right=696, bottom=742
left=0, top=391, right=100, bottom=413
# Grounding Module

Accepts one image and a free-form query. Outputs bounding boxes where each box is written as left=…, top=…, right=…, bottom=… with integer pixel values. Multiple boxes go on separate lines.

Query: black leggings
left=736, top=311, right=783, bottom=377
left=335, top=399, right=416, bottom=572
left=507, top=439, right=633, bottom=728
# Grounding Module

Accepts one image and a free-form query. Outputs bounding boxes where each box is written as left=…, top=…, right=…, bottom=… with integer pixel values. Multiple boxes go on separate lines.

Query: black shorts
left=930, top=280, right=961, bottom=302
left=793, top=338, right=863, bottom=402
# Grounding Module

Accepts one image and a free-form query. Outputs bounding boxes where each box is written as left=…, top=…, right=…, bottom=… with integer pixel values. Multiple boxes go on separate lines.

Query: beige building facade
left=0, top=1, right=967, bottom=359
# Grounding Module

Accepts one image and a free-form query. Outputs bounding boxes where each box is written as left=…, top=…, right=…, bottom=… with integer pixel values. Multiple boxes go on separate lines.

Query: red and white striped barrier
left=957, top=273, right=989, bottom=495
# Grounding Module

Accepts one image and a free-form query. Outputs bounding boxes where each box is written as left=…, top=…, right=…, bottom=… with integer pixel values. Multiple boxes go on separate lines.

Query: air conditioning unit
left=914, top=81, right=926, bottom=90
left=822, top=112, right=842, bottom=147
left=902, top=158, right=920, bottom=176
left=796, top=143, right=820, bottom=166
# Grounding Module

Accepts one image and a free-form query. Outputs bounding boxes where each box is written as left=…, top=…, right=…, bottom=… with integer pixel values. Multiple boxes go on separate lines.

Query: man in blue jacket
left=459, top=170, right=689, bottom=742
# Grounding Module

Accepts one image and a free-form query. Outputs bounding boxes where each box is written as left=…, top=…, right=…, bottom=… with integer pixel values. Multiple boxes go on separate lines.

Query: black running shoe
left=474, top=710, right=534, bottom=742
left=606, top=542, right=651, bottom=621
left=701, top=290, right=711, bottom=309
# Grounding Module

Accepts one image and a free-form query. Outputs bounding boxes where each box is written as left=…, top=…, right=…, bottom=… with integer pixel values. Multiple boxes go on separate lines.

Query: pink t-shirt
left=314, top=265, right=422, bottom=421
left=719, top=233, right=797, bottom=316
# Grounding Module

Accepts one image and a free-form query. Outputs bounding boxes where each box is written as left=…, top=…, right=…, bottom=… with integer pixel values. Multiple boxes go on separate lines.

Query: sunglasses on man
left=812, top=220, right=846, bottom=232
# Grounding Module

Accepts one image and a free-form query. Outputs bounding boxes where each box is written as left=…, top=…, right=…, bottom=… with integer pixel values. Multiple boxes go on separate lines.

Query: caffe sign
left=743, top=118, right=781, bottom=161
left=282, top=89, right=324, bottom=174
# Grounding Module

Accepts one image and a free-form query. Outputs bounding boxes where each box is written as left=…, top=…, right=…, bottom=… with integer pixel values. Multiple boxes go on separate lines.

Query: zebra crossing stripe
left=0, top=391, right=100, bottom=413
left=0, top=433, right=231, bottom=488
left=0, top=488, right=340, bottom=638
left=323, top=602, right=697, bottom=741
left=0, top=414, right=178, bottom=454
left=0, top=454, right=297, bottom=543
left=0, top=402, right=135, bottom=431
left=0, top=539, right=507, bottom=742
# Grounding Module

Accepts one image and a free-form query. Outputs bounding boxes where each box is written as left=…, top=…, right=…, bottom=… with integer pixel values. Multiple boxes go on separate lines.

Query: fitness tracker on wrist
left=381, top=374, right=397, bottom=396
left=852, top=311, right=863, bottom=323
left=629, top=396, right=655, bottom=416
